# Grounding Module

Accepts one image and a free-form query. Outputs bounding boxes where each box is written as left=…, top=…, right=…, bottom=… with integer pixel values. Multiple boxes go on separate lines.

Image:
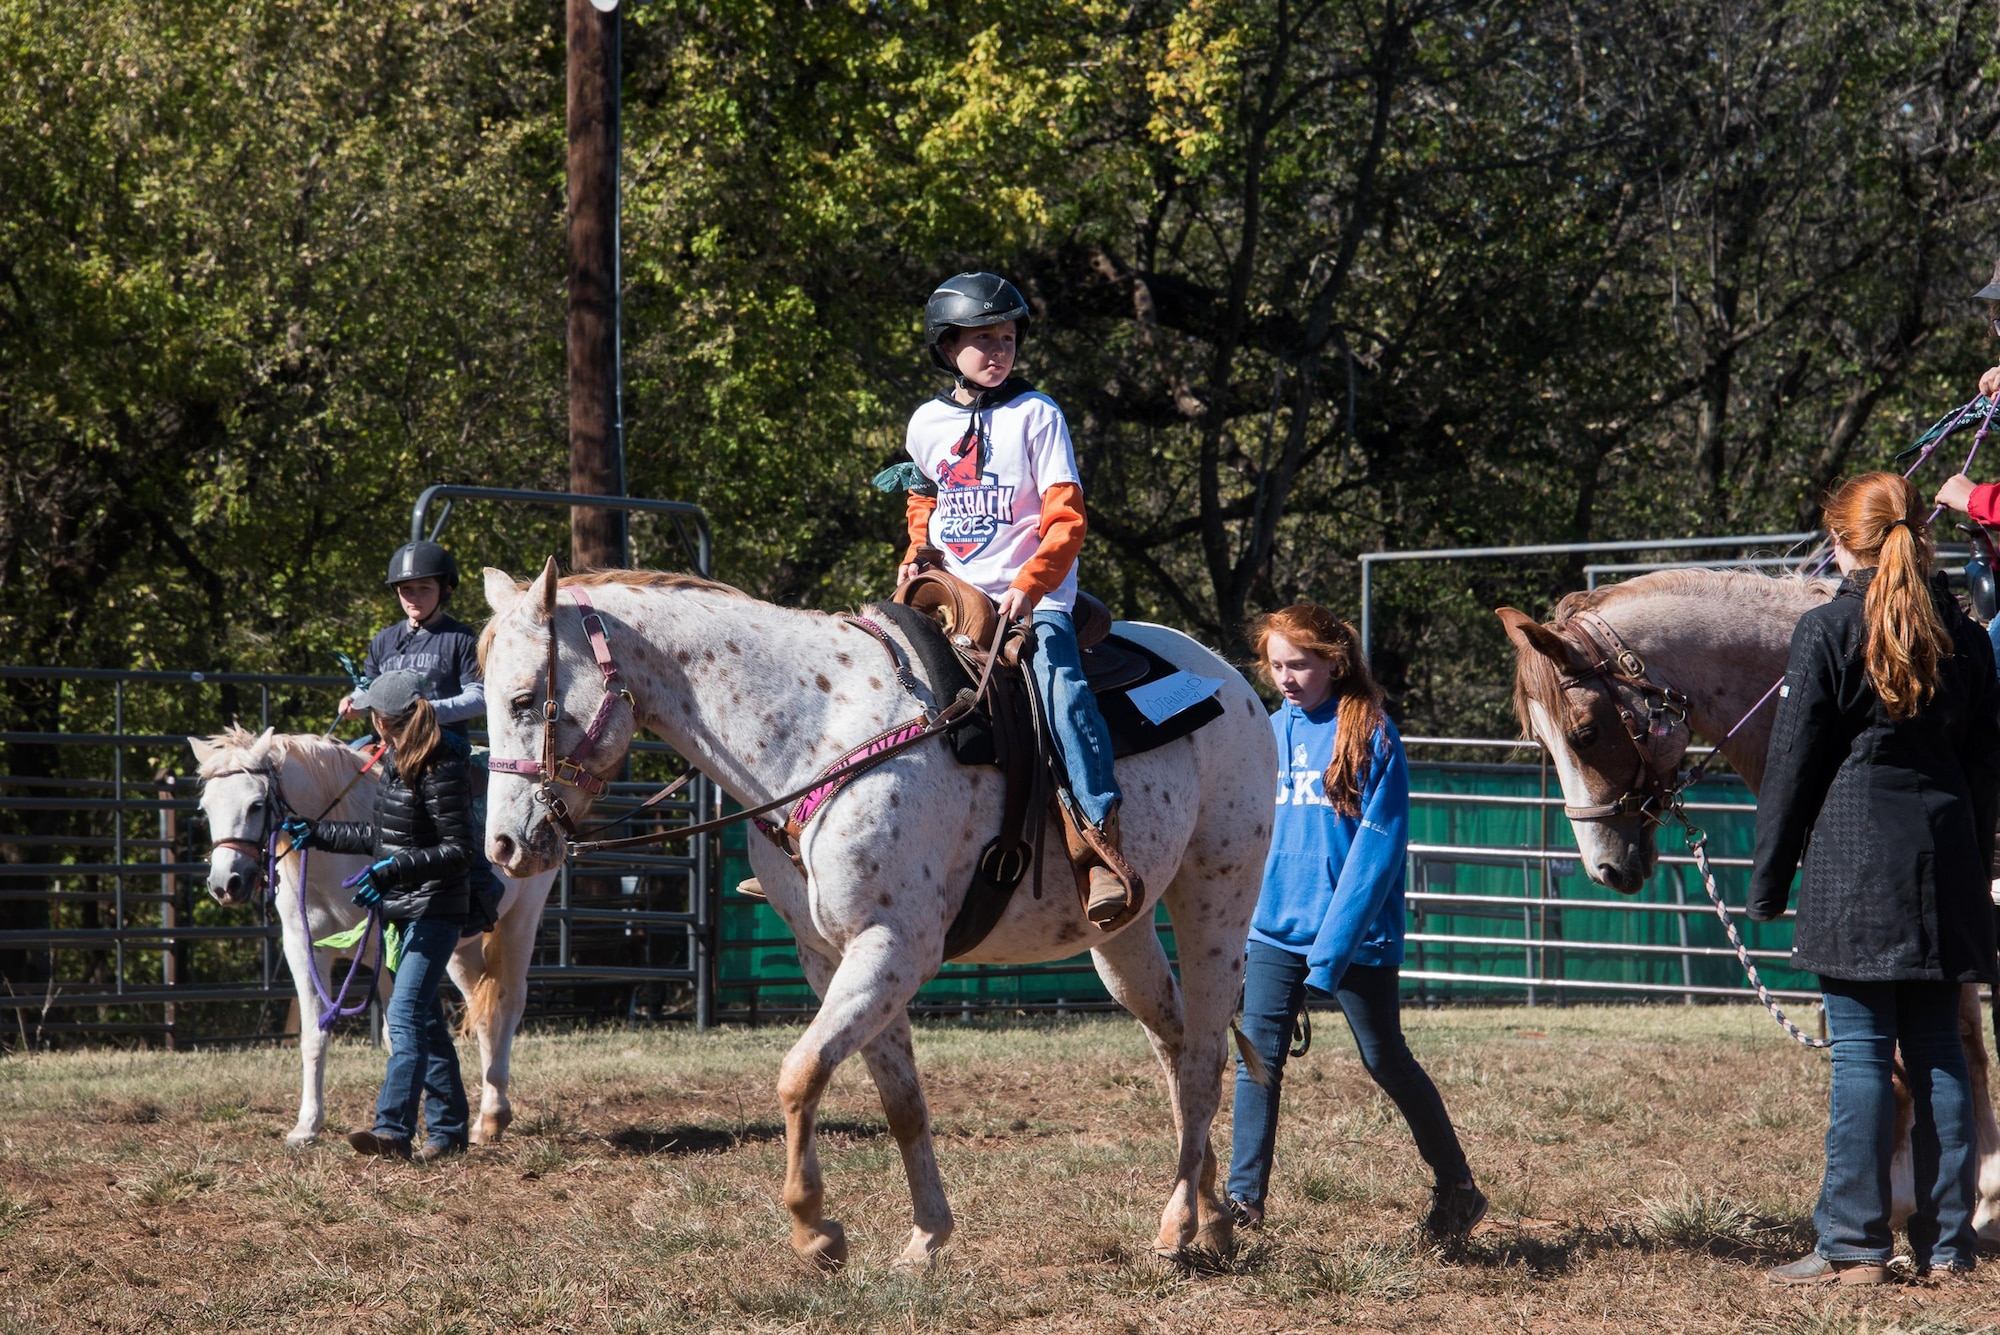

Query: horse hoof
left=474, top=1108, right=512, bottom=1145
left=794, top=1220, right=848, bottom=1271
left=1194, top=1217, right=1235, bottom=1256
left=893, top=1224, right=952, bottom=1268
left=285, top=1131, right=318, bottom=1149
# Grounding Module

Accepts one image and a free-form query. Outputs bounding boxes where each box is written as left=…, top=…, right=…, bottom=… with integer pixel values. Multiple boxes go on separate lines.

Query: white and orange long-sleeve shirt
left=902, top=389, right=1086, bottom=613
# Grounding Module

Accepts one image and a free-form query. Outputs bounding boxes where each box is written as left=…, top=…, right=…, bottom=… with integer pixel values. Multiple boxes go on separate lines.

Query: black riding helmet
left=924, top=272, right=1031, bottom=374
left=384, top=540, right=460, bottom=593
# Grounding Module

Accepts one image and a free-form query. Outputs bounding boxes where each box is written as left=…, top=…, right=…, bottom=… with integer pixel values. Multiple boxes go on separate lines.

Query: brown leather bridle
left=1551, top=611, right=1691, bottom=825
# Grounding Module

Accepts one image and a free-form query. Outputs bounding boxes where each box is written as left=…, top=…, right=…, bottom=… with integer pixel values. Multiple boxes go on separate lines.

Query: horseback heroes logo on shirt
left=932, top=446, right=1017, bottom=560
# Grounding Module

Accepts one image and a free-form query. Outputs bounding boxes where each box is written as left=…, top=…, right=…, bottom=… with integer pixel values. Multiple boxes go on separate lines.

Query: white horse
left=1499, top=569, right=2000, bottom=1244
left=477, top=564, right=1275, bottom=1267
left=191, top=726, right=559, bottom=1147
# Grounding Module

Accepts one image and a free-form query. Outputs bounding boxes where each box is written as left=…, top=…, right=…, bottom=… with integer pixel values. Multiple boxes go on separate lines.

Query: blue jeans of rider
left=1230, top=941, right=1471, bottom=1210
left=374, top=917, right=470, bottom=1150
left=1815, top=978, right=1977, bottom=1269
left=1028, top=609, right=1121, bottom=828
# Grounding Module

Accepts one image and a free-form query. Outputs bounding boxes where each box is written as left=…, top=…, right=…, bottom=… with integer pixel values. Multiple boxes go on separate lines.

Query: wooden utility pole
left=567, top=0, right=626, bottom=570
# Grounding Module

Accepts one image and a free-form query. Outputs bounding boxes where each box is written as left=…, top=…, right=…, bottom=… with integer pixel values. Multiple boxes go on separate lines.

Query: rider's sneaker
left=1422, top=1180, right=1488, bottom=1240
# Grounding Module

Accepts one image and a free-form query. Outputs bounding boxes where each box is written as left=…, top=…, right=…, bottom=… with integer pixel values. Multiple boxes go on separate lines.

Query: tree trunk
left=567, top=0, right=626, bottom=571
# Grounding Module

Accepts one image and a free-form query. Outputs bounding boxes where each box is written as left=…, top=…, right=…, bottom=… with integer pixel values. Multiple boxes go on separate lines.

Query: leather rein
left=492, top=574, right=998, bottom=858
left=1550, top=611, right=1692, bottom=824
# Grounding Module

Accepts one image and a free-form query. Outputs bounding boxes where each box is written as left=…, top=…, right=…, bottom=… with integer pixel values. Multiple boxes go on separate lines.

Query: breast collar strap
left=487, top=583, right=633, bottom=835
left=1557, top=611, right=1691, bottom=824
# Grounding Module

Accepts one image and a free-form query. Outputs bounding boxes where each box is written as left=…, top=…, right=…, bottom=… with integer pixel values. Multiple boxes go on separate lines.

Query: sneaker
left=347, top=1129, right=412, bottom=1160
left=1423, top=1180, right=1488, bottom=1240
left=1225, top=1195, right=1264, bottom=1231
left=1766, top=1253, right=1892, bottom=1287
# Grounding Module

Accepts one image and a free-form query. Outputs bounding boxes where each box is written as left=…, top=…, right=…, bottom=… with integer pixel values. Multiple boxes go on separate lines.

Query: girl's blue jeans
left=1229, top=941, right=1471, bottom=1208
left=374, top=916, right=470, bottom=1150
left=1027, top=608, right=1121, bottom=828
left=1815, top=978, right=1977, bottom=1268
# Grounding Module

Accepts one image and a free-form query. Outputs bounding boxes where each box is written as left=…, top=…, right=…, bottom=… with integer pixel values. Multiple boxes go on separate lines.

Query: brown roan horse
left=1500, top=568, right=2000, bottom=1244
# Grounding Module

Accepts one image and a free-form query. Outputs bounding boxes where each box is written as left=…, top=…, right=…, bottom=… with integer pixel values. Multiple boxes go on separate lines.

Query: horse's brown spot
left=676, top=649, right=691, bottom=665
left=921, top=864, right=932, bottom=881
left=837, top=653, right=852, bottom=667
left=1162, top=791, right=1172, bottom=804
left=870, top=677, right=883, bottom=690
left=878, top=893, right=892, bottom=908
left=726, top=641, right=741, bottom=654
left=889, top=793, right=900, bottom=808
left=834, top=694, right=849, bottom=704
left=1207, top=946, right=1222, bottom=957
left=704, top=649, right=716, bottom=662
left=815, top=674, right=832, bottom=692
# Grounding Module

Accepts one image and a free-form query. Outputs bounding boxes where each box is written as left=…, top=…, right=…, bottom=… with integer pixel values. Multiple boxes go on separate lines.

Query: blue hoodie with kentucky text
left=1248, top=698, right=1410, bottom=994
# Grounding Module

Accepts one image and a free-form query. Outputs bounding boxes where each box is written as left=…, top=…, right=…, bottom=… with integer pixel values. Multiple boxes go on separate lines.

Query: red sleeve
left=904, top=494, right=937, bottom=562
left=1011, top=482, right=1087, bottom=604
left=1969, top=482, right=2000, bottom=528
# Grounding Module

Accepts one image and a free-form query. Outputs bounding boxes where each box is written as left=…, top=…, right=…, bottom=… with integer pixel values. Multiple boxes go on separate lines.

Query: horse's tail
left=1232, top=1023, right=1271, bottom=1088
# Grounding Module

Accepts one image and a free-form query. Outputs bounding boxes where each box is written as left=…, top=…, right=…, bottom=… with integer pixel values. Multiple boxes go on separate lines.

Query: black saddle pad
left=871, top=602, right=1226, bottom=761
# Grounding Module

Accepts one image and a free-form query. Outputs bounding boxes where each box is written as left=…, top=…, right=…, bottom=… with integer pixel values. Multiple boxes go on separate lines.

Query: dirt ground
left=0, top=1005, right=1995, bottom=1334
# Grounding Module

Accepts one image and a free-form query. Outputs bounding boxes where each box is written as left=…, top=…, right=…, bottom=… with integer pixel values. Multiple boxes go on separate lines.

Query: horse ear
left=483, top=567, right=522, bottom=617
left=518, top=557, right=558, bottom=625
left=1495, top=607, right=1577, bottom=665
left=187, top=735, right=218, bottom=765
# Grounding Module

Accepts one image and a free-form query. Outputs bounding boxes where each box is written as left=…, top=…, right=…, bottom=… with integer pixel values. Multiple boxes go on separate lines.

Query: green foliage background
left=7, top=0, right=2000, bottom=740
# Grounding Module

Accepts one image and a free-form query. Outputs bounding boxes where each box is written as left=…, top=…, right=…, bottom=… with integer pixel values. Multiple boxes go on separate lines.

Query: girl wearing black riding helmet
left=339, top=540, right=485, bottom=742
left=891, top=272, right=1141, bottom=928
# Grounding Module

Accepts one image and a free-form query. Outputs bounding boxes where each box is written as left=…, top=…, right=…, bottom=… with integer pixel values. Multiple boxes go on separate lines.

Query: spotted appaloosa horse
left=1499, top=568, right=2000, bottom=1245
left=478, top=563, right=1275, bottom=1268
left=192, top=726, right=559, bottom=1147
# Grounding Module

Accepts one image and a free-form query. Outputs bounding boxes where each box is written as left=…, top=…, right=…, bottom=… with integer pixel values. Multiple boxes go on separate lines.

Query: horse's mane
left=194, top=725, right=376, bottom=820
left=477, top=568, right=752, bottom=668
left=1510, top=568, right=1835, bottom=736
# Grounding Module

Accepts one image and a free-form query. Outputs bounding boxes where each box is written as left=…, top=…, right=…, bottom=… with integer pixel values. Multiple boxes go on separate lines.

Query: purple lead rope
left=266, top=831, right=384, bottom=1032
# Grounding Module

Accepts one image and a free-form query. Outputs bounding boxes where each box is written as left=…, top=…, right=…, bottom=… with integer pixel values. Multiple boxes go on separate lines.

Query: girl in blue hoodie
left=1227, top=604, right=1484, bottom=1239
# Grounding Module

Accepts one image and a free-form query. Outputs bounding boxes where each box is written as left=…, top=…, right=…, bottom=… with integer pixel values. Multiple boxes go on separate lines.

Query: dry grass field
left=0, top=1005, right=1995, bottom=1334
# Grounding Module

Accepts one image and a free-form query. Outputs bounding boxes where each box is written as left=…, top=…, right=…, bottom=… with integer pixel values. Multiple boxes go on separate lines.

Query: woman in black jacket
left=1749, top=471, right=2000, bottom=1285
left=283, top=669, right=475, bottom=1162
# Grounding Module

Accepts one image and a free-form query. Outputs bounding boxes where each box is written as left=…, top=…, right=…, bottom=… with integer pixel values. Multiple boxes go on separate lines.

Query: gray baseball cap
left=350, top=669, right=426, bottom=717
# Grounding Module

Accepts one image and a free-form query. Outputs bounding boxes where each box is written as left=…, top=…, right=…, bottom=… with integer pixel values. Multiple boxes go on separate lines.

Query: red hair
left=1248, top=604, right=1386, bottom=818
left=1822, top=471, right=1949, bottom=721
